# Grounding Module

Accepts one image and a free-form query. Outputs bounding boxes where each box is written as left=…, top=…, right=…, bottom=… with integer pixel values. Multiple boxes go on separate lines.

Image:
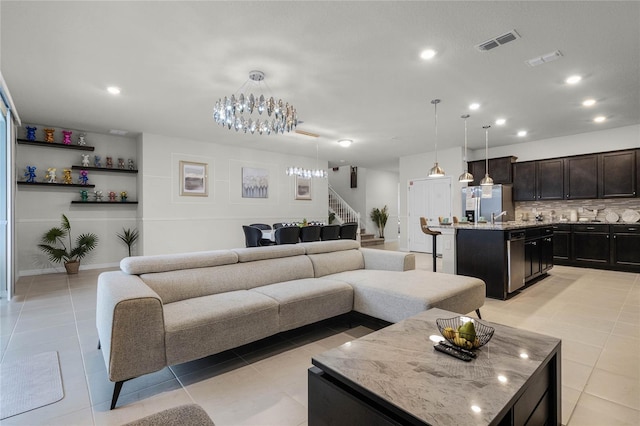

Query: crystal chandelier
left=428, top=99, right=445, bottom=177
left=286, top=141, right=327, bottom=179
left=213, top=70, right=298, bottom=135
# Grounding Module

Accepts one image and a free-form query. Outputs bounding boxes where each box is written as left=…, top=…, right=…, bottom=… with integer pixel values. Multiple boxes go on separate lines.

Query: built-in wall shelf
left=17, top=139, right=95, bottom=151
left=70, top=165, right=138, bottom=174
left=71, top=201, right=138, bottom=205
left=17, top=182, right=96, bottom=189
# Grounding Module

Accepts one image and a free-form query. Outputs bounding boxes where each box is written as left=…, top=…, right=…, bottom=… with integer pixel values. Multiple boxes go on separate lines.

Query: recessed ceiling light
left=107, top=86, right=121, bottom=95
left=565, top=75, right=581, bottom=85
left=495, top=118, right=506, bottom=125
left=517, top=130, right=527, bottom=137
left=594, top=116, right=606, bottom=123
left=469, top=103, right=480, bottom=110
left=582, top=99, right=596, bottom=107
left=338, top=139, right=352, bottom=147
left=420, top=49, right=437, bottom=60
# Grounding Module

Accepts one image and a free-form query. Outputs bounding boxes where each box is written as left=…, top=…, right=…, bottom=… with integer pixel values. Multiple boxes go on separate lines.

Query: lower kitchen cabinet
left=611, top=225, right=640, bottom=268
left=525, top=227, right=553, bottom=282
left=554, top=223, right=640, bottom=272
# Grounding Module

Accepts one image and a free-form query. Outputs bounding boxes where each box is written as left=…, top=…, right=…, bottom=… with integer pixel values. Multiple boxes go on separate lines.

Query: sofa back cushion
left=306, top=249, right=365, bottom=277
left=121, top=250, right=238, bottom=275
left=140, top=255, right=314, bottom=304
left=232, top=245, right=305, bottom=262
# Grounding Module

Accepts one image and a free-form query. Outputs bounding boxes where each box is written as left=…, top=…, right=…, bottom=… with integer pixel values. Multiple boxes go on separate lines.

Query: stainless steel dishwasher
left=507, top=230, right=526, bottom=293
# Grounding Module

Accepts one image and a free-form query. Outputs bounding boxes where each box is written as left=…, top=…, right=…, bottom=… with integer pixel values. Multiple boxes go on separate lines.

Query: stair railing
left=328, top=185, right=363, bottom=231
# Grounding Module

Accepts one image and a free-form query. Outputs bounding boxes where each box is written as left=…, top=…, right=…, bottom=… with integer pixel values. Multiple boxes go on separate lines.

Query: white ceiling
left=2, top=1, right=639, bottom=172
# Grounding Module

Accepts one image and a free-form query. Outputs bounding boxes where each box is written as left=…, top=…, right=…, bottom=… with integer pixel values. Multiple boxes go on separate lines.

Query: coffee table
left=309, top=308, right=561, bottom=425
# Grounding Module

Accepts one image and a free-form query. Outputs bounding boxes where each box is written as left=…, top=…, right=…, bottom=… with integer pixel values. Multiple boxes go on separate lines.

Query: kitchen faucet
left=491, top=211, right=507, bottom=224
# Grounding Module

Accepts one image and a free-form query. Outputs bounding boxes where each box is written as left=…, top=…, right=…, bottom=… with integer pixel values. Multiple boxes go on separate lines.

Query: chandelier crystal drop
left=213, top=71, right=298, bottom=135
left=428, top=99, right=445, bottom=177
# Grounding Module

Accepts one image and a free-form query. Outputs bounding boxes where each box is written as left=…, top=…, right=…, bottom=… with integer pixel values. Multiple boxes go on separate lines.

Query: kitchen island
left=432, top=222, right=554, bottom=300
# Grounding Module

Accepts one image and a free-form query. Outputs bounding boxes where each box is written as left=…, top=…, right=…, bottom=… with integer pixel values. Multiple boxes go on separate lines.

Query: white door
left=408, top=177, right=451, bottom=254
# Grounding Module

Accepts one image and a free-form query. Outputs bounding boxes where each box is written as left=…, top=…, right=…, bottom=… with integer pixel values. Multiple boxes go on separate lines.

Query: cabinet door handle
left=586, top=227, right=595, bottom=230
left=629, top=228, right=637, bottom=231
left=607, top=235, right=609, bottom=239
left=532, top=241, right=537, bottom=246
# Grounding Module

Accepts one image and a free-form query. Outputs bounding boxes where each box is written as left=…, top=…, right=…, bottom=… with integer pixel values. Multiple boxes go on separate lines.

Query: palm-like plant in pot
left=38, top=214, right=98, bottom=274
left=370, top=205, right=389, bottom=238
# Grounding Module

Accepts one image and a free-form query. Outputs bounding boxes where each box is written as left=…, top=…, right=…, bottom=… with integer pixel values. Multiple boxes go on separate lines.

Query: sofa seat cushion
left=251, top=278, right=354, bottom=332
left=325, top=270, right=485, bottom=323
left=163, top=290, right=279, bottom=365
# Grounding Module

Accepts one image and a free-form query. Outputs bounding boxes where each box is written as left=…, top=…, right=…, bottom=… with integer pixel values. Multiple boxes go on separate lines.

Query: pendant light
left=480, top=125, right=494, bottom=186
left=428, top=99, right=445, bottom=177
left=458, top=114, right=474, bottom=183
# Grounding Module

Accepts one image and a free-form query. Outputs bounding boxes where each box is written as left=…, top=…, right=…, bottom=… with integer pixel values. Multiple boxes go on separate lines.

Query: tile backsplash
left=516, top=198, right=640, bottom=222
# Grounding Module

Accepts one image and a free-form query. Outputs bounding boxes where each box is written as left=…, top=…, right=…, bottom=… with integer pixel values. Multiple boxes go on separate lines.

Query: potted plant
left=116, top=227, right=139, bottom=257
left=38, top=214, right=98, bottom=274
left=370, top=205, right=389, bottom=238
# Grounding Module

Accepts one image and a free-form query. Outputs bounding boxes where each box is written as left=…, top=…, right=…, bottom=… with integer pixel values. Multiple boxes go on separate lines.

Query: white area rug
left=0, top=351, right=64, bottom=419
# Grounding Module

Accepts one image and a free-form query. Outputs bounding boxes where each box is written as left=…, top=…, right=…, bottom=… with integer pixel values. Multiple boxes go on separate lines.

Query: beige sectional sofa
left=96, top=240, right=485, bottom=408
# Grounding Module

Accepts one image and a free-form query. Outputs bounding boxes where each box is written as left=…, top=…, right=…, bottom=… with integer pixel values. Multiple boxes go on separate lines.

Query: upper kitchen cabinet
left=536, top=158, right=564, bottom=200
left=468, top=156, right=517, bottom=186
left=599, top=150, right=637, bottom=198
left=513, top=161, right=537, bottom=201
left=564, top=154, right=598, bottom=199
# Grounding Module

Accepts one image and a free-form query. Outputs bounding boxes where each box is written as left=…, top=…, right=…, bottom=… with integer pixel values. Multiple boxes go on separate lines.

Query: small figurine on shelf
left=25, top=166, right=37, bottom=183
left=108, top=191, right=117, bottom=202
left=46, top=168, right=57, bottom=183
left=106, top=157, right=113, bottom=168
left=77, top=133, right=86, bottom=146
left=128, top=159, right=135, bottom=170
left=78, top=170, right=89, bottom=185
left=118, top=158, right=125, bottom=169
left=94, top=155, right=102, bottom=167
left=43, top=128, right=55, bottom=143
left=62, top=130, right=72, bottom=145
left=79, top=190, right=89, bottom=202
left=62, top=169, right=73, bottom=184
left=26, top=126, right=37, bottom=141
left=81, top=154, right=90, bottom=167
left=120, top=191, right=128, bottom=202
left=94, top=190, right=103, bottom=202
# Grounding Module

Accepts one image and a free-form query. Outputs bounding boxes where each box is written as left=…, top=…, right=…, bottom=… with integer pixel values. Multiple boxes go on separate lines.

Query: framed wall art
left=295, top=176, right=312, bottom=200
left=179, top=161, right=208, bottom=196
left=242, top=167, right=269, bottom=198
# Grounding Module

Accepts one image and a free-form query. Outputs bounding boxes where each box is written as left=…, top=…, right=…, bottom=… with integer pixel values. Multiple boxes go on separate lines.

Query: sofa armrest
left=360, top=248, right=415, bottom=271
left=96, top=271, right=167, bottom=383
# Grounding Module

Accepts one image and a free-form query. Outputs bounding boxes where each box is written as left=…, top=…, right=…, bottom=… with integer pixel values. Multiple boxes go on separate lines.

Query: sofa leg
left=475, top=309, right=482, bottom=319
left=111, top=380, right=125, bottom=410
left=97, top=339, right=101, bottom=350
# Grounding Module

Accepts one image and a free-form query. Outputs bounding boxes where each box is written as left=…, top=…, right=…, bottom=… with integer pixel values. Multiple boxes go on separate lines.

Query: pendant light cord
left=483, top=125, right=491, bottom=173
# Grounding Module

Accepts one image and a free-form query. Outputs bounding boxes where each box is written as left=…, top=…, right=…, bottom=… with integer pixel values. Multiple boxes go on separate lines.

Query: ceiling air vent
left=476, top=29, right=520, bottom=52
left=525, top=50, right=563, bottom=67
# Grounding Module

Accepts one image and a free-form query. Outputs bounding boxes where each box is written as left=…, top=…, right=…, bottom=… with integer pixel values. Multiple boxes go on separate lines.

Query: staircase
left=328, top=185, right=384, bottom=247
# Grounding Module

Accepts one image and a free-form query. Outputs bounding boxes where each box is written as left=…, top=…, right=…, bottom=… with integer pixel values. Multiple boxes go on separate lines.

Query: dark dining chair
left=250, top=223, right=271, bottom=230
left=272, top=223, right=284, bottom=230
left=274, top=226, right=300, bottom=245
left=320, top=224, right=341, bottom=241
left=300, top=225, right=322, bottom=242
left=339, top=222, right=358, bottom=240
left=242, top=225, right=263, bottom=247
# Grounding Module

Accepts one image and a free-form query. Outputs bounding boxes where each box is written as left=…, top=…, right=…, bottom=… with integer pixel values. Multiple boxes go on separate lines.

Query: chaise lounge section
left=96, top=240, right=485, bottom=408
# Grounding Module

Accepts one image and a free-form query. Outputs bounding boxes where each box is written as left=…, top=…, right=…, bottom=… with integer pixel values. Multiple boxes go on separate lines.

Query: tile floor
left=1, top=249, right=639, bottom=425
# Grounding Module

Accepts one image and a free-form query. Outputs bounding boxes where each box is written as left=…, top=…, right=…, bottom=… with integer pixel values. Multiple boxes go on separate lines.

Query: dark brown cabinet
left=513, top=161, right=537, bottom=201
left=551, top=224, right=571, bottom=261
left=611, top=225, right=640, bottom=268
left=572, top=224, right=610, bottom=264
left=599, top=150, right=637, bottom=198
left=565, top=154, right=598, bottom=199
left=468, top=156, right=516, bottom=186
left=537, top=159, right=564, bottom=200
left=524, top=227, right=553, bottom=282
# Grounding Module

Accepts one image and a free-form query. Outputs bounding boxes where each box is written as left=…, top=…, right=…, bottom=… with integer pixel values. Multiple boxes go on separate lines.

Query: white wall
left=399, top=146, right=464, bottom=251
left=15, top=126, right=139, bottom=275
left=328, top=165, right=399, bottom=239
left=139, top=133, right=328, bottom=255
left=469, top=124, right=640, bottom=162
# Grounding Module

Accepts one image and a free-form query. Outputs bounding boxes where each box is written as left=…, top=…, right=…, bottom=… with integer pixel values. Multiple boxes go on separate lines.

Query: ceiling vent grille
left=525, top=50, right=563, bottom=67
left=476, top=29, right=520, bottom=51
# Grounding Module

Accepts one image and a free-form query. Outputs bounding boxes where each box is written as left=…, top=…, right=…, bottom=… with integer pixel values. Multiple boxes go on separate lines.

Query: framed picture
left=179, top=161, right=208, bottom=196
left=295, top=176, right=312, bottom=200
left=242, top=167, right=269, bottom=198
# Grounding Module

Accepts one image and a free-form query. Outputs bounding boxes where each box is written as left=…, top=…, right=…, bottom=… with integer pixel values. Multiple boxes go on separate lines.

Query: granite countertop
left=431, top=220, right=621, bottom=231
left=312, top=308, right=561, bottom=426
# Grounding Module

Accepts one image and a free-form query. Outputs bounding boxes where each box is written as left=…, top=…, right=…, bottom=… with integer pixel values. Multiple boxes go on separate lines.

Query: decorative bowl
left=436, top=317, right=495, bottom=350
